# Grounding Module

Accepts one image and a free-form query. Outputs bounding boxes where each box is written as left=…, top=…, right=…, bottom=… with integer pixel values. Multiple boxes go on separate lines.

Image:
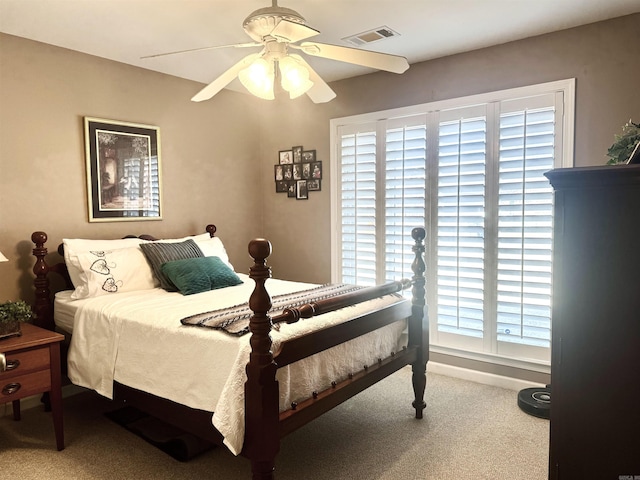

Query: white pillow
left=193, top=236, right=235, bottom=271
left=70, top=246, right=158, bottom=299
left=156, top=233, right=212, bottom=243
left=63, top=237, right=147, bottom=289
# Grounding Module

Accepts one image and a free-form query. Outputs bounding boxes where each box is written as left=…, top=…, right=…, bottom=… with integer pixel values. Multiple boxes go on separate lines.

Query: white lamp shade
left=239, top=58, right=275, bottom=100
left=0, top=251, right=8, bottom=262
left=279, top=56, right=313, bottom=99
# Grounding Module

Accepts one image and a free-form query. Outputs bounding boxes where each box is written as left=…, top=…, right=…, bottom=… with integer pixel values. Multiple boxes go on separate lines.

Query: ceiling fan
left=142, top=0, right=410, bottom=103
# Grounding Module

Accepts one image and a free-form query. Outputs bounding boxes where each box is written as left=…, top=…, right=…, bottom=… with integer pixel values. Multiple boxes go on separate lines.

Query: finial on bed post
left=31, top=231, right=54, bottom=331
left=410, top=227, right=427, bottom=419
left=206, top=224, right=217, bottom=237
left=245, top=238, right=279, bottom=480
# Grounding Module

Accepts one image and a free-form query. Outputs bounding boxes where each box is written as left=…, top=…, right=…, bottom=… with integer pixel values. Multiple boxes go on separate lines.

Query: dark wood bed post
left=244, top=239, right=279, bottom=480
left=31, top=231, right=54, bottom=331
left=410, top=227, right=428, bottom=419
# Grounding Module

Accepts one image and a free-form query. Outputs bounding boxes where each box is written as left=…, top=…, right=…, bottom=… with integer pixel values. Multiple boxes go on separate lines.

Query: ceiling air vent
left=343, top=26, right=400, bottom=46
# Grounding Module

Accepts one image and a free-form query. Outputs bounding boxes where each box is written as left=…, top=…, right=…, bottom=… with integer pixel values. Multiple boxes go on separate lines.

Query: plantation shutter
left=384, top=118, right=427, bottom=282
left=339, top=126, right=378, bottom=285
left=435, top=107, right=488, bottom=344
left=496, top=95, right=557, bottom=355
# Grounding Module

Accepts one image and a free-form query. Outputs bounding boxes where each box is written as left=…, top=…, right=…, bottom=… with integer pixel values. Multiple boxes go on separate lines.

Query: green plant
left=0, top=300, right=35, bottom=324
left=606, top=119, right=640, bottom=165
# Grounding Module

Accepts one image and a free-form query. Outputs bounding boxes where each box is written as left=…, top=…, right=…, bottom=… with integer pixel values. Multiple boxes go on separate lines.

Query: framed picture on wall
left=287, top=181, right=297, bottom=197
left=307, top=179, right=321, bottom=191
left=302, top=150, right=316, bottom=162
left=296, top=180, right=308, bottom=200
left=292, top=145, right=303, bottom=163
left=84, top=117, right=162, bottom=222
left=279, top=150, right=293, bottom=164
left=311, top=161, right=322, bottom=179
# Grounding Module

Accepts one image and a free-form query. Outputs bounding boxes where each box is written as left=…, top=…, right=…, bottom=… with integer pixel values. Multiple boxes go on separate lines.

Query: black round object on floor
left=517, top=387, right=551, bottom=419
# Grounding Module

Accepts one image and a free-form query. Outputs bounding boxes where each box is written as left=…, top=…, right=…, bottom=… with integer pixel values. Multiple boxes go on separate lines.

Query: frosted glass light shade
left=279, top=56, right=313, bottom=99
left=238, top=58, right=275, bottom=100
left=0, top=251, right=8, bottom=262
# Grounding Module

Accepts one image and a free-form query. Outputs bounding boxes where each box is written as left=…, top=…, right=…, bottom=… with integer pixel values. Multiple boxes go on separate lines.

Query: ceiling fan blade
left=141, top=42, right=261, bottom=59
left=191, top=53, right=261, bottom=102
left=289, top=54, right=336, bottom=104
left=296, top=41, right=409, bottom=74
left=270, top=19, right=320, bottom=43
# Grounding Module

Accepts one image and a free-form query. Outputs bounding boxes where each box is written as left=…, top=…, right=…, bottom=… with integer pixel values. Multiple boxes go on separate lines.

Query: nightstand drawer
left=0, top=347, right=50, bottom=379
left=1, top=369, right=51, bottom=402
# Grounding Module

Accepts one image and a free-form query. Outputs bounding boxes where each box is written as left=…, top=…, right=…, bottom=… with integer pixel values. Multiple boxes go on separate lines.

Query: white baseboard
left=427, top=361, right=546, bottom=391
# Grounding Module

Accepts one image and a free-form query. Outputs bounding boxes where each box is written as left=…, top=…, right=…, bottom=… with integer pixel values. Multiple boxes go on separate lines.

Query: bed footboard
left=242, top=228, right=428, bottom=480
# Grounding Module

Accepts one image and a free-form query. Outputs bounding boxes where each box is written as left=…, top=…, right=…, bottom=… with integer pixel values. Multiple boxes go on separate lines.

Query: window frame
left=330, top=79, right=575, bottom=372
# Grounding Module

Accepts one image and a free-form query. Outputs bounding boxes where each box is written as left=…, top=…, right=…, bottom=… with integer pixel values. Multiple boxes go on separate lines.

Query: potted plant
left=0, top=300, right=35, bottom=340
left=606, top=119, right=640, bottom=165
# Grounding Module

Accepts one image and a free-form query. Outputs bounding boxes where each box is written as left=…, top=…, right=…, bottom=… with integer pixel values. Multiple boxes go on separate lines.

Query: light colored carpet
left=0, top=367, right=549, bottom=479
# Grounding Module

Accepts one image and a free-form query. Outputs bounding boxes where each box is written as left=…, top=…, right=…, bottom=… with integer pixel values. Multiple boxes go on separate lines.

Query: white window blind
left=496, top=103, right=555, bottom=351
left=436, top=114, right=487, bottom=340
left=340, top=128, right=377, bottom=285
left=385, top=122, right=427, bottom=282
left=331, top=80, right=574, bottom=369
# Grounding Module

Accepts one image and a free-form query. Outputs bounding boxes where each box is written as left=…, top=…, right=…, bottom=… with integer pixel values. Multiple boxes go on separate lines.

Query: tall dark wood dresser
left=545, top=165, right=640, bottom=480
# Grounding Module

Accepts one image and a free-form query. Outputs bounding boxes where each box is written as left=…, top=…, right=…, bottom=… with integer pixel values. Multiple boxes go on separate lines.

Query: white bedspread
left=63, top=274, right=407, bottom=455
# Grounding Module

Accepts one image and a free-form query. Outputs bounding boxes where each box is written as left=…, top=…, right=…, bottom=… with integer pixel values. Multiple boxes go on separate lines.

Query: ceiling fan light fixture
left=239, top=57, right=275, bottom=100
left=279, top=55, right=313, bottom=99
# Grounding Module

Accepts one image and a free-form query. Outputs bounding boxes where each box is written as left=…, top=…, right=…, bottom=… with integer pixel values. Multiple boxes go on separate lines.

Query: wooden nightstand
left=0, top=322, right=65, bottom=450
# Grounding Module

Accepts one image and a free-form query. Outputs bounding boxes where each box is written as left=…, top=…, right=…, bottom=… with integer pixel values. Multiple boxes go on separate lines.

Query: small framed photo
left=311, top=161, right=322, bottom=179
left=276, top=180, right=288, bottom=193
left=279, top=150, right=293, bottom=164
left=292, top=145, right=303, bottom=163
left=292, top=164, right=302, bottom=180
left=287, top=181, right=297, bottom=197
left=296, top=180, right=308, bottom=200
left=282, top=164, right=293, bottom=180
left=302, top=150, right=316, bottom=162
left=274, top=164, right=284, bottom=181
left=302, top=162, right=311, bottom=179
left=307, top=179, right=321, bottom=191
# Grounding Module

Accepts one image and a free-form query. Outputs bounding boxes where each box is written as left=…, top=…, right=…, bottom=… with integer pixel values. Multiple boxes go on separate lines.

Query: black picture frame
left=311, top=161, right=322, bottom=179
left=276, top=180, right=288, bottom=193
left=292, top=164, right=302, bottom=180
left=279, top=150, right=293, bottom=164
left=282, top=164, right=293, bottom=180
left=84, top=117, right=162, bottom=222
left=307, top=179, right=321, bottom=191
left=296, top=180, right=308, bottom=200
left=302, top=149, right=316, bottom=162
left=287, top=181, right=297, bottom=197
left=292, top=145, right=303, bottom=163
left=274, top=164, right=284, bottom=181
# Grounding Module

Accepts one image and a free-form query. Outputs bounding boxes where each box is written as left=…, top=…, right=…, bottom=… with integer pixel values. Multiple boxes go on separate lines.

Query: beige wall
left=0, top=34, right=268, bottom=302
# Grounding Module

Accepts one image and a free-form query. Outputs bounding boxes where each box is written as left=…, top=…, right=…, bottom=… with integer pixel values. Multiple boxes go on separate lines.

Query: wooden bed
left=30, top=225, right=428, bottom=480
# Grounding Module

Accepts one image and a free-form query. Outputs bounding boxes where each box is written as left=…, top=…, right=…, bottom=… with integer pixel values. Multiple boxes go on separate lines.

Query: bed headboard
left=31, top=224, right=217, bottom=331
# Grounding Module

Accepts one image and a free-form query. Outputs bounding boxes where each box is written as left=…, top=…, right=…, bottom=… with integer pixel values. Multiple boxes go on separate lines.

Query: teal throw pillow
left=160, top=256, right=243, bottom=295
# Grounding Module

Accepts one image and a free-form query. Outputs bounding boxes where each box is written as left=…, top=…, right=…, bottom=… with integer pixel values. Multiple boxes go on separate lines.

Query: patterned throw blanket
left=180, top=283, right=365, bottom=335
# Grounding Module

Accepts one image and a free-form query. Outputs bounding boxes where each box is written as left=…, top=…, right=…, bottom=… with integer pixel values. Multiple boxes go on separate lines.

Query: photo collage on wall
left=274, top=145, right=322, bottom=200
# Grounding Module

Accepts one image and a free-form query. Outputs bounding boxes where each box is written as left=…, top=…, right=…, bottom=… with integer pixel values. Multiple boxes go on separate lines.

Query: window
left=331, top=80, right=575, bottom=368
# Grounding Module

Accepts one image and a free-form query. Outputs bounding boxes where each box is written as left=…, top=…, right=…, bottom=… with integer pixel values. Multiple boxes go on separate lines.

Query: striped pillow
left=140, top=239, right=204, bottom=291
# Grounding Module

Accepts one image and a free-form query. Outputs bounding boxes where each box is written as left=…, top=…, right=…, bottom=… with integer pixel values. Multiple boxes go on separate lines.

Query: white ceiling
left=2, top=0, right=639, bottom=94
